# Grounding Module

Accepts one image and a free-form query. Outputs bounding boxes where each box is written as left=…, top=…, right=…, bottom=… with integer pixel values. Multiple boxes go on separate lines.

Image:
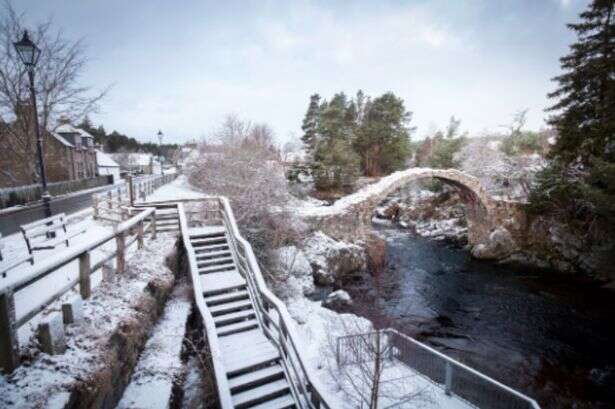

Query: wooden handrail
left=0, top=207, right=155, bottom=373
left=216, top=197, right=331, bottom=409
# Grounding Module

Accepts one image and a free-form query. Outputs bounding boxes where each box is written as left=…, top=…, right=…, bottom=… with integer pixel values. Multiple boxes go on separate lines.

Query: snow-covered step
left=221, top=331, right=280, bottom=375
left=248, top=394, right=296, bottom=409
left=214, top=309, right=256, bottom=327
left=191, top=236, right=227, bottom=246
left=189, top=226, right=226, bottom=237
left=204, top=289, right=250, bottom=306
left=228, top=364, right=285, bottom=393
left=231, top=379, right=290, bottom=409
left=209, top=299, right=253, bottom=316
left=151, top=214, right=178, bottom=220
left=194, top=243, right=230, bottom=253
left=196, top=249, right=231, bottom=260
left=217, top=319, right=259, bottom=337
left=197, top=256, right=234, bottom=267
left=200, top=271, right=246, bottom=295
left=156, top=219, right=179, bottom=226
left=199, top=264, right=236, bottom=275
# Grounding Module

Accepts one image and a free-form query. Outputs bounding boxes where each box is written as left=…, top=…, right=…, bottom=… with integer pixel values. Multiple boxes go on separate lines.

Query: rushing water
left=348, top=226, right=615, bottom=409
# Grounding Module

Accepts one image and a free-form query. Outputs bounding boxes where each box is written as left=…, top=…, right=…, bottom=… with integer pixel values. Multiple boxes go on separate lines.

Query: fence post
left=445, top=361, right=453, bottom=396
left=93, top=195, right=99, bottom=220
left=151, top=212, right=157, bottom=239
left=127, top=175, right=134, bottom=207
left=107, top=191, right=113, bottom=209
left=79, top=252, right=92, bottom=299
left=308, top=384, right=321, bottom=409
left=0, top=290, right=19, bottom=373
left=137, top=220, right=144, bottom=249
left=116, top=232, right=126, bottom=274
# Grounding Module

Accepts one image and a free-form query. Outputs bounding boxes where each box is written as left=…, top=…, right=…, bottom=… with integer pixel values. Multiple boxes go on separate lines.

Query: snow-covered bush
left=456, top=136, right=545, bottom=200
left=187, top=116, right=302, bottom=275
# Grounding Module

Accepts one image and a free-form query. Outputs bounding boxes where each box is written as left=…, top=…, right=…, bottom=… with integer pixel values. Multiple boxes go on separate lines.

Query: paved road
left=0, top=183, right=124, bottom=236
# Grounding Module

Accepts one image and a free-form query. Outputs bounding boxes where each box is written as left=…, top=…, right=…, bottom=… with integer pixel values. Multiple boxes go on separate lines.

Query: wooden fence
left=93, top=173, right=176, bottom=222
left=0, top=207, right=156, bottom=373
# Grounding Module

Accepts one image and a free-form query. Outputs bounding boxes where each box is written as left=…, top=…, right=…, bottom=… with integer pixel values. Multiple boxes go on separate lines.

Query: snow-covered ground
left=286, top=294, right=472, bottom=408
left=277, top=242, right=472, bottom=409
left=0, top=235, right=176, bottom=408
left=117, top=281, right=192, bottom=409
left=146, top=175, right=206, bottom=201
left=0, top=176, right=198, bottom=350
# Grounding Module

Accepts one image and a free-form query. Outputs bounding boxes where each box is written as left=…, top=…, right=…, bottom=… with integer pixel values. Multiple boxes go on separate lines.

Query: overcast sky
left=16, top=0, right=588, bottom=145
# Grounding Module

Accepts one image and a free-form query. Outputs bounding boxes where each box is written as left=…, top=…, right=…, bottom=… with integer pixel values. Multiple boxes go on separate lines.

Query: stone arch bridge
left=301, top=168, right=527, bottom=254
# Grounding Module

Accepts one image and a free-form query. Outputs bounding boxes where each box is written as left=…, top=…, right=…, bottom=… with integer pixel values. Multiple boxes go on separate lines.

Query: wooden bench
left=0, top=233, right=34, bottom=278
left=20, top=213, right=86, bottom=254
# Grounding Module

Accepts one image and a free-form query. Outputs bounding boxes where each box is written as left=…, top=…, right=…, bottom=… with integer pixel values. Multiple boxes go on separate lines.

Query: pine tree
left=300, top=94, right=322, bottom=156
left=530, top=0, right=615, bottom=271
left=547, top=0, right=614, bottom=163
left=354, top=92, right=412, bottom=176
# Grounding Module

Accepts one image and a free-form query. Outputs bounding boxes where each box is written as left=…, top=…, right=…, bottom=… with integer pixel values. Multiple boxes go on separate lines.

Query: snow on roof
left=55, top=123, right=81, bottom=134
left=96, top=150, right=120, bottom=168
left=51, top=132, right=74, bottom=147
left=78, top=128, right=94, bottom=138
left=112, top=153, right=154, bottom=166
left=55, top=123, right=93, bottom=138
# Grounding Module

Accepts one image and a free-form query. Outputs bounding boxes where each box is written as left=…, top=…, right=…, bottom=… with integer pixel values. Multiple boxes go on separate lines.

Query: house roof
left=55, top=123, right=94, bottom=138
left=111, top=152, right=154, bottom=166
left=78, top=128, right=94, bottom=138
left=96, top=150, right=120, bottom=168
left=55, top=123, right=81, bottom=134
left=51, top=132, right=74, bottom=147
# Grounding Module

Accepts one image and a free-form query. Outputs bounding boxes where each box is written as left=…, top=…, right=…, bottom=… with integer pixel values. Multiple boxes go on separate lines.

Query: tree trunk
left=369, top=331, right=381, bottom=409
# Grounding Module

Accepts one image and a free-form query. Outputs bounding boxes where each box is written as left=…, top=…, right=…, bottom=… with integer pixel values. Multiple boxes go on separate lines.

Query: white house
left=96, top=150, right=121, bottom=183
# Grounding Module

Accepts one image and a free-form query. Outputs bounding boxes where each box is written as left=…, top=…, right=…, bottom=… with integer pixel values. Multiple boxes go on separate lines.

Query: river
left=347, top=226, right=615, bottom=409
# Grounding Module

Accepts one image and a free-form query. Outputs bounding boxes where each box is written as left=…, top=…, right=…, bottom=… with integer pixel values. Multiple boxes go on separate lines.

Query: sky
left=15, top=0, right=589, bottom=145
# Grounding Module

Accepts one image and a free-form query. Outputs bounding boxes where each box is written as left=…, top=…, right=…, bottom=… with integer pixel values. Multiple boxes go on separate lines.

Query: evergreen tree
left=530, top=0, right=615, bottom=270
left=300, top=94, right=322, bottom=156
left=354, top=92, right=412, bottom=176
left=547, top=0, right=614, bottom=163
left=425, top=116, right=467, bottom=169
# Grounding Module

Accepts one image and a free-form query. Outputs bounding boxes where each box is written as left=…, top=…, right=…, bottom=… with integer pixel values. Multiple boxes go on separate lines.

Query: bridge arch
left=301, top=168, right=499, bottom=245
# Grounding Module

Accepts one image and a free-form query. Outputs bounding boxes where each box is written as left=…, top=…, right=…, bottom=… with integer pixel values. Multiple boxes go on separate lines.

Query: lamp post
left=14, top=31, right=51, bottom=217
left=157, top=130, right=164, bottom=175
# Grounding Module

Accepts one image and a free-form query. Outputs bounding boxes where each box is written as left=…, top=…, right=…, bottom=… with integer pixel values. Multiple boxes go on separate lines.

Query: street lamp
left=157, top=130, right=164, bottom=175
left=14, top=31, right=51, bottom=217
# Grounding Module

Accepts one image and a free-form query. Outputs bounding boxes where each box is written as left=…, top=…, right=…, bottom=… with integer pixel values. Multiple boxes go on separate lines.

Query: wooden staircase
left=153, top=206, right=180, bottom=233
left=191, top=226, right=297, bottom=409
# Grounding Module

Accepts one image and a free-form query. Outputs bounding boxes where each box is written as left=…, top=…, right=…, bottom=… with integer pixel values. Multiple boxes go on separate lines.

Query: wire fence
left=336, top=330, right=541, bottom=409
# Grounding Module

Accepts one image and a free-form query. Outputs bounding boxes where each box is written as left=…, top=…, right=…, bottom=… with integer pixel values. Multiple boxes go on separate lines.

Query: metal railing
left=0, top=207, right=156, bottom=373
left=336, top=329, right=541, bottom=409
left=175, top=197, right=331, bottom=409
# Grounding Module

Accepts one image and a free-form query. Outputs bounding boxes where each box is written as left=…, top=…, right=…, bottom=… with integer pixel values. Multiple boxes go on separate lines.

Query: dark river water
left=348, top=226, right=615, bottom=409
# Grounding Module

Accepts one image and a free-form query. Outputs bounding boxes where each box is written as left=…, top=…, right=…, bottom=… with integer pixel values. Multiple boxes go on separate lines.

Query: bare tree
left=0, top=0, right=108, bottom=183
left=188, top=115, right=295, bottom=271
left=327, top=240, right=429, bottom=408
